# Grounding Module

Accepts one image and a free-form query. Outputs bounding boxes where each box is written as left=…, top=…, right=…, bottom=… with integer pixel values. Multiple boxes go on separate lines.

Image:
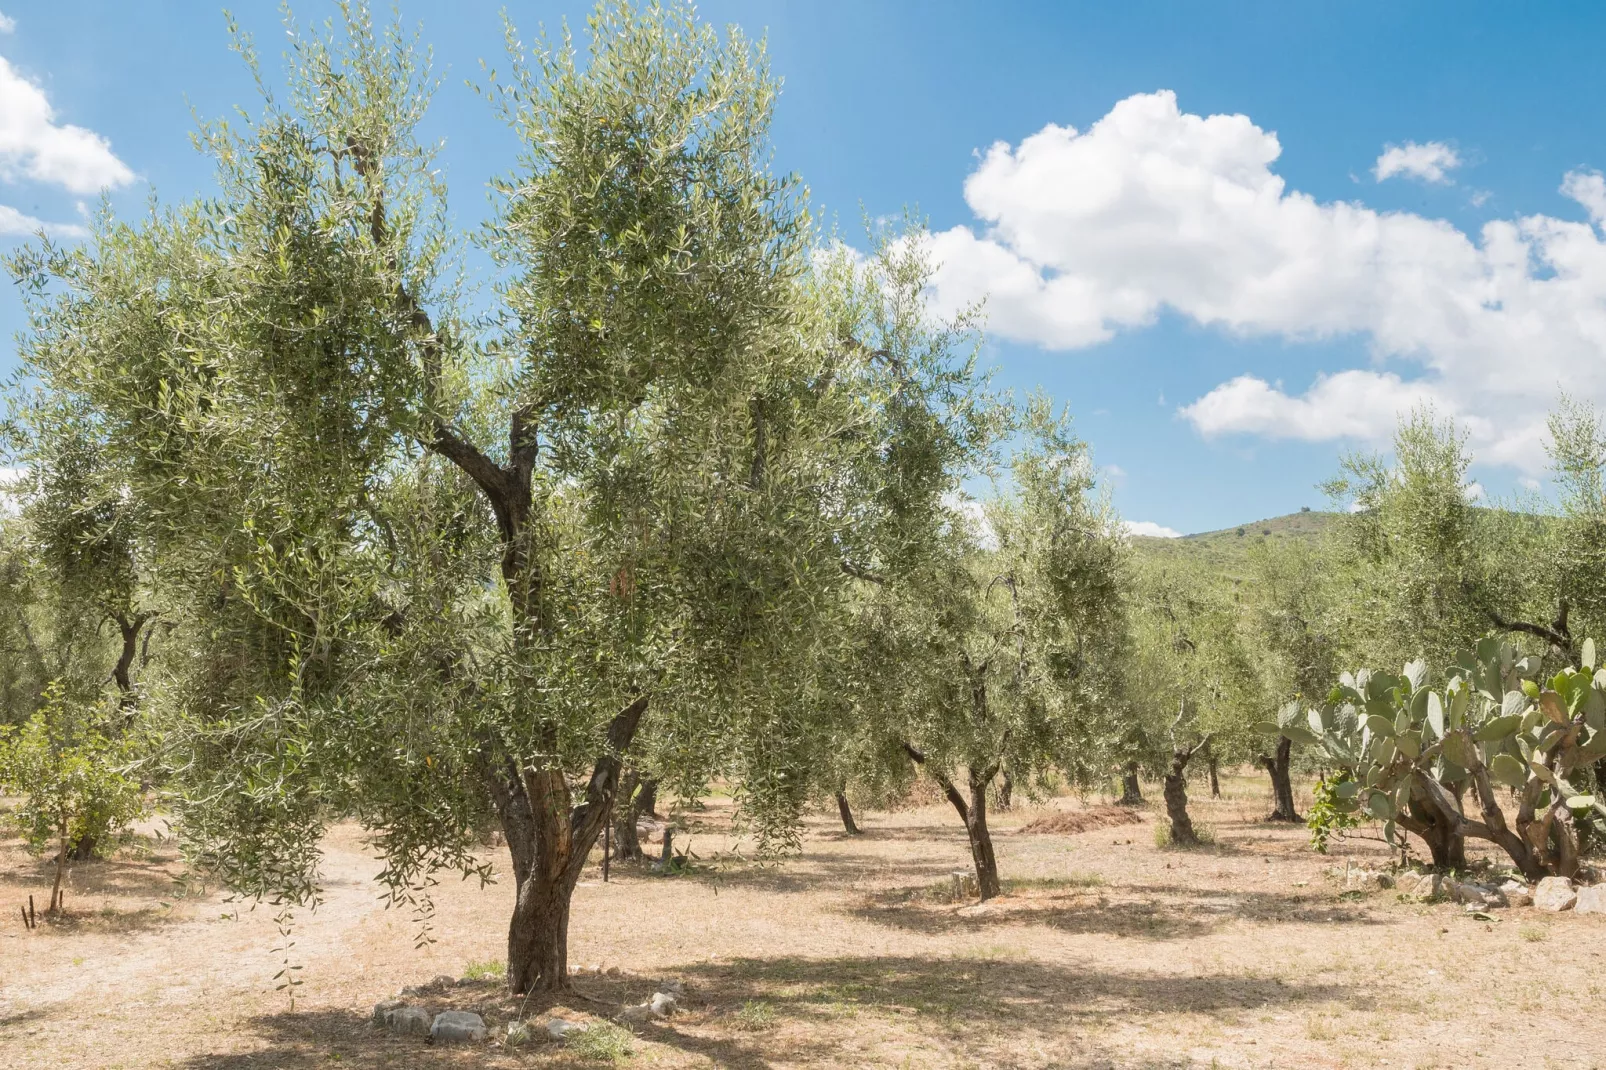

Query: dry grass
left=2, top=774, right=1605, bottom=1068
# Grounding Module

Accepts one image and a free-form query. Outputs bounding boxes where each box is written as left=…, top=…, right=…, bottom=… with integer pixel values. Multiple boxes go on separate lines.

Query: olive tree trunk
left=1117, top=762, right=1144, bottom=805
left=488, top=695, right=648, bottom=994
left=1164, top=734, right=1210, bottom=847
left=834, top=790, right=861, bottom=835
left=613, top=768, right=645, bottom=861
left=1261, top=736, right=1300, bottom=822
left=995, top=769, right=1014, bottom=811
left=903, top=743, right=1003, bottom=900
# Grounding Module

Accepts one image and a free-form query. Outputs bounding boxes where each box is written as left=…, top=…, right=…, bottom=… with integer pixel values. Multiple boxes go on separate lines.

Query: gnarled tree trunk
left=613, top=768, right=644, bottom=861
left=903, top=743, right=1003, bottom=900
left=488, top=694, right=648, bottom=994
left=636, top=777, right=659, bottom=818
left=1261, top=736, right=1299, bottom=822
left=1118, top=762, right=1144, bottom=806
left=1164, top=732, right=1210, bottom=847
left=834, top=790, right=861, bottom=835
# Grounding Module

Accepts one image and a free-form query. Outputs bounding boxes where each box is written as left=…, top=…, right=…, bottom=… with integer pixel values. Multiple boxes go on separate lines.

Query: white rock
left=371, top=999, right=405, bottom=1025
left=650, top=992, right=678, bottom=1018
left=1535, top=876, right=1578, bottom=912
left=618, top=1003, right=653, bottom=1027
left=386, top=1005, right=433, bottom=1036
left=430, top=974, right=457, bottom=990
left=1574, top=883, right=1606, bottom=914
left=1499, top=880, right=1533, bottom=907
left=430, top=1010, right=487, bottom=1044
left=545, top=1018, right=588, bottom=1040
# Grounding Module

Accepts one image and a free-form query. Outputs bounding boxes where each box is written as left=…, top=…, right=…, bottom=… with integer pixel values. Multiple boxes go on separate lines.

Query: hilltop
left=1128, top=509, right=1343, bottom=577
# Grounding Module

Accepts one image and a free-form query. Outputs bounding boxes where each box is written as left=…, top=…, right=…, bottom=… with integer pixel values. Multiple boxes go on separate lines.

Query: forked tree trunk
left=1261, top=736, right=1300, bottom=822
left=903, top=742, right=1003, bottom=900
left=1118, top=763, right=1144, bottom=806
left=1164, top=734, right=1209, bottom=847
left=488, top=695, right=648, bottom=994
left=71, top=611, right=154, bottom=862
left=835, top=791, right=861, bottom=835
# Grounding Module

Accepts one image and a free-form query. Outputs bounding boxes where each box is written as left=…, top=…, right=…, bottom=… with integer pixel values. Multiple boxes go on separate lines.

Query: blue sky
left=5, top=2, right=1606, bottom=535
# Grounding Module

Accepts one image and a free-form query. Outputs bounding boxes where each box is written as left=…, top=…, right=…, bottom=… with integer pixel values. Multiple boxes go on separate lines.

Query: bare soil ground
left=3, top=774, right=1603, bottom=1069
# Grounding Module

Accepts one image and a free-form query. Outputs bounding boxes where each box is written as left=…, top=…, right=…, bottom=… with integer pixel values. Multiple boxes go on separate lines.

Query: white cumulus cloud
left=0, top=202, right=84, bottom=237
left=0, top=13, right=15, bottom=34
left=0, top=54, right=133, bottom=194
left=1374, top=140, right=1461, bottom=184
left=922, top=90, right=1606, bottom=474
left=1124, top=520, right=1183, bottom=539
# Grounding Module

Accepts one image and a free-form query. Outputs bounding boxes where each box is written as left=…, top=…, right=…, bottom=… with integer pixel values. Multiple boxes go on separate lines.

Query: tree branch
left=840, top=560, right=886, bottom=586
left=565, top=694, right=651, bottom=885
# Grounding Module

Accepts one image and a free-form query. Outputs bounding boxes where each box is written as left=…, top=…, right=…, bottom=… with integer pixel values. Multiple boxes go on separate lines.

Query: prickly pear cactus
left=1264, top=637, right=1606, bottom=878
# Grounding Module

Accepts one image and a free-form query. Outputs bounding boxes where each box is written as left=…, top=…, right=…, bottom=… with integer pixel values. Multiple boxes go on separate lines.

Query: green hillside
left=1128, top=510, right=1343, bottom=579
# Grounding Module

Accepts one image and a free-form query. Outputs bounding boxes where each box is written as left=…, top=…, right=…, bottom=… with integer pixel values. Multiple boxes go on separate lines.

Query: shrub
left=1307, top=774, right=1361, bottom=853
left=0, top=681, right=145, bottom=891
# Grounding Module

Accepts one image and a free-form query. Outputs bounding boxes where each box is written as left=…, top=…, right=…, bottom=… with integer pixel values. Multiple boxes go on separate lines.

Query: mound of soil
left=1020, top=805, right=1143, bottom=835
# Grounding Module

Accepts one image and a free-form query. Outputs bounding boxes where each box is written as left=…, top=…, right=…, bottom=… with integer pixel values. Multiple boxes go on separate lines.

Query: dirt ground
left=3, top=773, right=1604, bottom=1070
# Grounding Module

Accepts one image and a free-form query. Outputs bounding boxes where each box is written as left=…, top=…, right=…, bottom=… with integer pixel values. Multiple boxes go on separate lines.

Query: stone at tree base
left=1573, top=884, right=1606, bottom=914
left=384, top=1005, right=433, bottom=1036
left=371, top=999, right=405, bottom=1025
left=650, top=992, right=678, bottom=1018
left=429, top=974, right=457, bottom=989
left=618, top=1003, right=653, bottom=1027
left=1444, top=879, right=1499, bottom=906
left=430, top=1010, right=487, bottom=1044
left=545, top=1018, right=587, bottom=1040
left=1500, top=879, right=1534, bottom=907
left=1534, top=876, right=1577, bottom=912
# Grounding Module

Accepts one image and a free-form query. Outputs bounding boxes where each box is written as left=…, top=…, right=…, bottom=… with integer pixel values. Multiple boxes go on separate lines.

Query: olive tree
left=857, top=400, right=1126, bottom=898
left=8, top=1, right=956, bottom=994
left=1244, top=536, right=1341, bottom=821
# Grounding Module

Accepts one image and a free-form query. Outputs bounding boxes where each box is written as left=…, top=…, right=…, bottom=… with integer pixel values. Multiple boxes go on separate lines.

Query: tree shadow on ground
left=845, top=879, right=1389, bottom=939
left=662, top=953, right=1362, bottom=1068
left=170, top=953, right=1359, bottom=1070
